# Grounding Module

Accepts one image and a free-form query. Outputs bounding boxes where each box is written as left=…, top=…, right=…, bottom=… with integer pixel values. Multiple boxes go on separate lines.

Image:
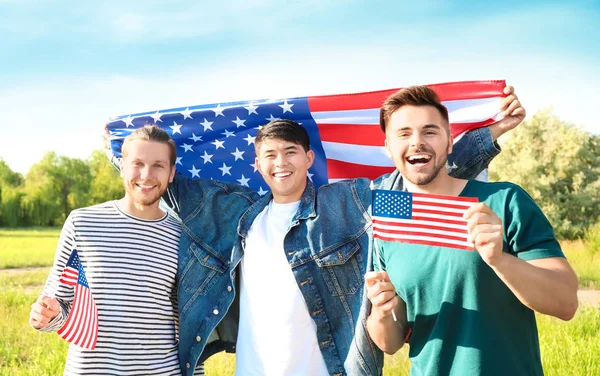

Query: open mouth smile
left=406, top=154, right=432, bottom=165
left=272, top=171, right=293, bottom=178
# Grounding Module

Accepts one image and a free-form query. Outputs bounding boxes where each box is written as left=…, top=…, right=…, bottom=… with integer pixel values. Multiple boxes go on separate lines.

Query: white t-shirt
left=235, top=200, right=329, bottom=376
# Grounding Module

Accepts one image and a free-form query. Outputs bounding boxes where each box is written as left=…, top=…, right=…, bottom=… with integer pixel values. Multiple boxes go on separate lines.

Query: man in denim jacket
left=108, top=86, right=523, bottom=375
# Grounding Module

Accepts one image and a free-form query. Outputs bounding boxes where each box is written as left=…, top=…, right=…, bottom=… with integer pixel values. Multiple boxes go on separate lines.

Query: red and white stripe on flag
left=56, top=250, right=99, bottom=350
left=308, top=80, right=506, bottom=182
left=372, top=190, right=479, bottom=251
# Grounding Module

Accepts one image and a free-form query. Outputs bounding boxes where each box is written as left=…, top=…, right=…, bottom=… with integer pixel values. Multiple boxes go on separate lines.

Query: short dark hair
left=379, top=86, right=450, bottom=133
left=254, top=119, right=310, bottom=153
left=122, top=125, right=177, bottom=166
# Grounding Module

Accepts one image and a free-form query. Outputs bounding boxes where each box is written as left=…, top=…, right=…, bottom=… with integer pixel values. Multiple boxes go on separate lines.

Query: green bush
left=585, top=222, right=600, bottom=255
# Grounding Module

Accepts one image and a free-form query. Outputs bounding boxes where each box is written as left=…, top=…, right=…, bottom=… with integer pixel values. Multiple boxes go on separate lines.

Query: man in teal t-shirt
left=365, top=86, right=579, bottom=376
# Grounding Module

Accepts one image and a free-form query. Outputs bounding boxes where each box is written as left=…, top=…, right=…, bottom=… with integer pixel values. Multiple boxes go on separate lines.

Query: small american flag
left=56, top=250, right=99, bottom=350
left=107, top=80, right=506, bottom=193
left=372, top=189, right=478, bottom=251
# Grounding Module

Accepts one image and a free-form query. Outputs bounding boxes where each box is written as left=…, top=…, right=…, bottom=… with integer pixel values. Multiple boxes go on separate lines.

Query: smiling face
left=120, top=139, right=175, bottom=209
left=255, top=138, right=314, bottom=204
left=385, top=105, right=452, bottom=187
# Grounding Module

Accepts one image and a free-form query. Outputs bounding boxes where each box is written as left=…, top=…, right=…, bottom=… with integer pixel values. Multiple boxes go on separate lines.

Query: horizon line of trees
left=0, top=110, right=599, bottom=240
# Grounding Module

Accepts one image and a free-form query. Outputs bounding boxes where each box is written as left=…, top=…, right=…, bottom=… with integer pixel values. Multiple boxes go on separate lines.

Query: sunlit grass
left=0, top=228, right=60, bottom=269
left=562, top=240, right=600, bottom=289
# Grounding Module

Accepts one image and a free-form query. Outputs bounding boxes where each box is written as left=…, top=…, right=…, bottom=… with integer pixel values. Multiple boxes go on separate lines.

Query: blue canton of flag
left=107, top=98, right=328, bottom=195
left=372, top=190, right=413, bottom=219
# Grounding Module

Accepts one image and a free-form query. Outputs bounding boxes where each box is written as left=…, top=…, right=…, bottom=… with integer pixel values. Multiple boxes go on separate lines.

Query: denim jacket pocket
left=315, top=240, right=363, bottom=296
left=180, top=242, right=228, bottom=295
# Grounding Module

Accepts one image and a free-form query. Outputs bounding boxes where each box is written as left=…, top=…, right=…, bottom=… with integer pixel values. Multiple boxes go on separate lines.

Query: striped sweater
left=40, top=201, right=204, bottom=376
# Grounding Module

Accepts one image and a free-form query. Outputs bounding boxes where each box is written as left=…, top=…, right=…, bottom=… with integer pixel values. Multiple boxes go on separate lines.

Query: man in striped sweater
left=29, top=126, right=204, bottom=375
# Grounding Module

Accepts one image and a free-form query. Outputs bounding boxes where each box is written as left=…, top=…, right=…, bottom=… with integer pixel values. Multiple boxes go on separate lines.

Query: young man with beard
left=30, top=126, right=203, bottom=375
left=365, top=86, right=578, bottom=376
left=104, top=86, right=525, bottom=375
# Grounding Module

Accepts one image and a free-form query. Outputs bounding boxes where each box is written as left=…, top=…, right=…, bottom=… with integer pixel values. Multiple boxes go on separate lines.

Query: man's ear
left=119, top=160, right=125, bottom=178
left=306, top=150, right=315, bottom=169
left=447, top=133, right=454, bottom=155
left=168, top=165, right=176, bottom=183
left=255, top=156, right=263, bottom=175
left=384, top=139, right=392, bottom=158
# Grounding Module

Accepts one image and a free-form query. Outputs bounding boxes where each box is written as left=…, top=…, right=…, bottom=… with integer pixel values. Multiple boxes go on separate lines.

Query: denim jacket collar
left=372, top=169, right=405, bottom=191
left=237, top=179, right=316, bottom=237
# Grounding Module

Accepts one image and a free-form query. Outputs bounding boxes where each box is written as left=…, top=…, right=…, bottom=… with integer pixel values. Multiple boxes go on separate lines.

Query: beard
left=401, top=146, right=449, bottom=187
left=123, top=180, right=168, bottom=207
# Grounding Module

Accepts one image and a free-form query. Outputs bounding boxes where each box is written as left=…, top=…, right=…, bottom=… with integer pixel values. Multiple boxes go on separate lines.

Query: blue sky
left=1, top=0, right=598, bottom=174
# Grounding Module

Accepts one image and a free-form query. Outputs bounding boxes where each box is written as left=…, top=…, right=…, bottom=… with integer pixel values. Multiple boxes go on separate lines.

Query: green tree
left=0, top=159, right=25, bottom=226
left=489, top=109, right=600, bottom=239
left=22, top=152, right=92, bottom=226
left=87, top=149, right=124, bottom=204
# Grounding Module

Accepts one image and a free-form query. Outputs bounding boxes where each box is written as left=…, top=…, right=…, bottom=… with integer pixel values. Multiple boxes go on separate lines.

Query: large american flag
left=372, top=189, right=478, bottom=251
left=56, top=250, right=99, bottom=350
left=107, top=80, right=506, bottom=193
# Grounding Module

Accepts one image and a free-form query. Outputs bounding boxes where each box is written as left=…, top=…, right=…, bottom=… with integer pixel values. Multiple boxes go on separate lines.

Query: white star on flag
left=189, top=133, right=202, bottom=142
left=151, top=111, right=163, bottom=123
left=170, top=121, right=183, bottom=135
left=181, top=108, right=194, bottom=120
left=212, top=139, right=225, bottom=150
left=123, top=115, right=134, bottom=127
left=257, top=186, right=269, bottom=196
left=265, top=114, right=279, bottom=122
left=188, top=165, right=201, bottom=178
left=222, top=129, right=235, bottom=138
left=243, top=134, right=256, bottom=145
left=181, top=143, right=194, bottom=152
left=232, top=116, right=246, bottom=128
left=245, top=102, right=259, bottom=115
left=200, top=118, right=214, bottom=131
left=175, top=157, right=183, bottom=165
left=279, top=99, right=294, bottom=113
left=201, top=151, right=214, bottom=164
left=237, top=174, right=250, bottom=187
left=213, top=104, right=225, bottom=117
left=231, top=148, right=245, bottom=161
left=219, top=163, right=232, bottom=176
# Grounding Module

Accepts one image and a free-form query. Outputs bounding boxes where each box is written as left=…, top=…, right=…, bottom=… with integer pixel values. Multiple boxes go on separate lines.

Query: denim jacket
left=237, top=179, right=382, bottom=376
left=159, top=126, right=500, bottom=375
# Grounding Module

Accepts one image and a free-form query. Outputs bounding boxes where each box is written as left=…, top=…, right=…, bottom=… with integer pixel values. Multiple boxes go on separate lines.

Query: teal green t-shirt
left=377, top=180, right=564, bottom=376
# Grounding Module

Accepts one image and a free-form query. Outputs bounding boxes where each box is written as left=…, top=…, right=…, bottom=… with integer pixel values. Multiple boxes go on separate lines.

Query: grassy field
left=2, top=227, right=599, bottom=288
left=1, top=228, right=599, bottom=375
left=0, top=228, right=60, bottom=269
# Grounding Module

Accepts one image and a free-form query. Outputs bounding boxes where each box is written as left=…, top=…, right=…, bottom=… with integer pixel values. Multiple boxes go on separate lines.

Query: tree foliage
left=0, top=151, right=123, bottom=227
left=489, top=109, right=600, bottom=239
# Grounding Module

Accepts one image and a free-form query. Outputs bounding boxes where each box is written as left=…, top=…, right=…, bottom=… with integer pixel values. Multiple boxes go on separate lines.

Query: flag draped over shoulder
left=107, top=80, right=506, bottom=193
left=372, top=189, right=478, bottom=251
left=56, top=250, right=99, bottom=350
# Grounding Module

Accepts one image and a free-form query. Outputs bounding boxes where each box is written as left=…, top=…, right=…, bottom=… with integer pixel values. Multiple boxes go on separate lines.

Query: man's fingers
left=463, top=202, right=494, bottom=220
left=467, top=223, right=502, bottom=244
left=39, top=295, right=59, bottom=311
left=503, top=85, right=515, bottom=96
left=499, top=93, right=517, bottom=110
left=511, top=106, right=526, bottom=118
left=504, top=99, right=521, bottom=117
left=370, top=290, right=397, bottom=308
left=366, top=280, right=396, bottom=300
left=365, top=271, right=390, bottom=285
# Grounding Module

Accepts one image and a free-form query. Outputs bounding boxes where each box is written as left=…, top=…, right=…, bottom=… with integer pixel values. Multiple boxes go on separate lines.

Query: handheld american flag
left=107, top=80, right=506, bottom=193
left=372, top=189, right=478, bottom=251
left=56, top=250, right=99, bottom=350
